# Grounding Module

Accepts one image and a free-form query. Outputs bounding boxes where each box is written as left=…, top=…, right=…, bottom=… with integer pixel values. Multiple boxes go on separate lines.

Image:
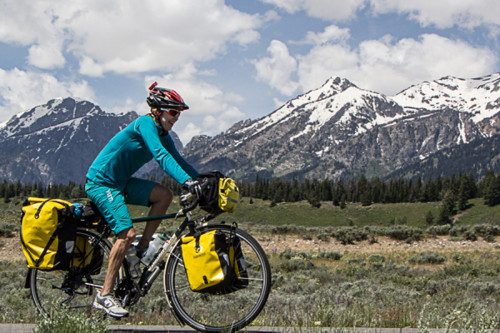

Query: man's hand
left=184, top=179, right=202, bottom=198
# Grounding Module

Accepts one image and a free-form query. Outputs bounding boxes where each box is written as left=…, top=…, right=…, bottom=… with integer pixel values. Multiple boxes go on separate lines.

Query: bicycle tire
left=29, top=228, right=113, bottom=317
left=164, top=224, right=271, bottom=332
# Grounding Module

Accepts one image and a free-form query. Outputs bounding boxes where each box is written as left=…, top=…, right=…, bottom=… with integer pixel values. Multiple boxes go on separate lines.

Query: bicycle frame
left=120, top=195, right=212, bottom=323
left=129, top=212, right=186, bottom=295
left=131, top=193, right=211, bottom=273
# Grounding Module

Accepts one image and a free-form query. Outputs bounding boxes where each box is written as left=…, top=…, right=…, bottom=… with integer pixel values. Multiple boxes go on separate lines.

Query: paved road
left=1, top=324, right=499, bottom=333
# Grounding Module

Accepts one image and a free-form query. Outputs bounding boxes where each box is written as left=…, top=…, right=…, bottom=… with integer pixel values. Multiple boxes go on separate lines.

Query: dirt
left=255, top=234, right=500, bottom=255
left=2, top=232, right=498, bottom=262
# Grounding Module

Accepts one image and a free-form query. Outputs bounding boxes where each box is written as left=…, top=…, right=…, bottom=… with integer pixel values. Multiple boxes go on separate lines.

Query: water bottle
left=72, top=203, right=83, bottom=219
left=141, top=234, right=168, bottom=266
left=126, top=245, right=141, bottom=279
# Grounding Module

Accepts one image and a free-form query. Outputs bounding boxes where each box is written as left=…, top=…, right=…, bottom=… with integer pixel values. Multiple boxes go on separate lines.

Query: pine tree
left=457, top=179, right=468, bottom=211
left=437, top=204, right=451, bottom=225
left=442, top=189, right=457, bottom=215
left=484, top=174, right=500, bottom=206
left=0, top=180, right=6, bottom=199
left=425, top=210, right=434, bottom=225
left=357, top=174, right=369, bottom=204
left=339, top=194, right=346, bottom=209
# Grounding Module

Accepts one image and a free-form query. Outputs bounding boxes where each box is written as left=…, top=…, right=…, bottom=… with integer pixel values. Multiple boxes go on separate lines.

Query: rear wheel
left=29, top=229, right=112, bottom=317
left=164, top=224, right=271, bottom=332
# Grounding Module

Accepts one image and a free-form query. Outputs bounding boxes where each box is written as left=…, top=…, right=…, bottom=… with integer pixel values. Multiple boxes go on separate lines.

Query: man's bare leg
left=101, top=227, right=136, bottom=296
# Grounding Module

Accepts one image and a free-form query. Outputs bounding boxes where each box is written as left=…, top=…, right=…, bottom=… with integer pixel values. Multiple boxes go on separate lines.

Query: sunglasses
left=160, top=108, right=181, bottom=117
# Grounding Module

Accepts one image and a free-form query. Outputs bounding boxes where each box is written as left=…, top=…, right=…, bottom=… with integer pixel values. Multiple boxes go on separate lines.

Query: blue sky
left=1, top=0, right=499, bottom=144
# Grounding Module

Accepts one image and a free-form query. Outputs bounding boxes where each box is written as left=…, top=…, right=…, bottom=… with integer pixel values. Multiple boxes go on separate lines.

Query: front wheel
left=164, top=224, right=271, bottom=332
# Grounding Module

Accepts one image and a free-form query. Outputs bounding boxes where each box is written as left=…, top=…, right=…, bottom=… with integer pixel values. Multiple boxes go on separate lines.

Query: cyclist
left=85, top=82, right=201, bottom=318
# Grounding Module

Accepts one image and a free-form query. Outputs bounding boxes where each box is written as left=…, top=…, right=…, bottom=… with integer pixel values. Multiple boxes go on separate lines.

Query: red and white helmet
left=146, top=82, right=189, bottom=110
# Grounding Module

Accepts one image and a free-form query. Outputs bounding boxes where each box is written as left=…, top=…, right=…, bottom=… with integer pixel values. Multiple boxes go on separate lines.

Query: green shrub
left=471, top=224, right=500, bottom=241
left=464, top=229, right=478, bottom=241
left=452, top=253, right=465, bottom=262
left=34, top=308, right=108, bottom=333
left=409, top=252, right=446, bottom=265
left=368, top=254, right=386, bottom=263
left=449, top=225, right=468, bottom=236
left=279, top=250, right=311, bottom=260
left=332, top=227, right=368, bottom=245
left=386, top=225, right=423, bottom=242
left=316, top=232, right=330, bottom=242
left=279, top=258, right=314, bottom=272
left=0, top=222, right=16, bottom=237
left=317, top=251, right=343, bottom=260
left=427, top=224, right=451, bottom=236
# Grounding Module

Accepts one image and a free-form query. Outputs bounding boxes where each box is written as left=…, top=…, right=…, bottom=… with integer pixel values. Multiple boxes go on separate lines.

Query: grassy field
left=0, top=196, right=499, bottom=330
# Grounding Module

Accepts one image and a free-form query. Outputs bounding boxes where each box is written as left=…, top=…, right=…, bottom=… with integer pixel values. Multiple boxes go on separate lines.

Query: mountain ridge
left=1, top=73, right=499, bottom=185
left=183, top=73, right=500, bottom=180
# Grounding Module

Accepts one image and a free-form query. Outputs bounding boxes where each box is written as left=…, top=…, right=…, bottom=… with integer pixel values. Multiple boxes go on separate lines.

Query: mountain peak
left=392, top=73, right=500, bottom=122
left=0, top=97, right=105, bottom=138
left=323, top=76, right=356, bottom=92
left=0, top=98, right=138, bottom=184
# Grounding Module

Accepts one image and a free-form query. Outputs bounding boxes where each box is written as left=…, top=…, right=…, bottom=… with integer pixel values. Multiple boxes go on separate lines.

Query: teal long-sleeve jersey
left=86, top=115, right=198, bottom=189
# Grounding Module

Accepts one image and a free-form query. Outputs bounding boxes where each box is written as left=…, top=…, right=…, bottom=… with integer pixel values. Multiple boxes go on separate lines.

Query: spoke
left=241, top=277, right=263, bottom=282
left=84, top=282, right=103, bottom=289
left=174, top=283, right=192, bottom=291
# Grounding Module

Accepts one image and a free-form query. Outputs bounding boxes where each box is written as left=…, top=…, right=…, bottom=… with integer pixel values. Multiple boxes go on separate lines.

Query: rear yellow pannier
left=20, top=198, right=77, bottom=270
left=70, top=234, right=104, bottom=275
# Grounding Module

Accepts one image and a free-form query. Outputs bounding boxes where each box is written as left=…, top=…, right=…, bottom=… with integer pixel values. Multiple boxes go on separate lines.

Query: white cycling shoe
left=93, top=291, right=129, bottom=318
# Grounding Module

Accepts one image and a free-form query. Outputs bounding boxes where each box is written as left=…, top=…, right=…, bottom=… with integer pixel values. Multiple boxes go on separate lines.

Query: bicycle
left=26, top=192, right=272, bottom=332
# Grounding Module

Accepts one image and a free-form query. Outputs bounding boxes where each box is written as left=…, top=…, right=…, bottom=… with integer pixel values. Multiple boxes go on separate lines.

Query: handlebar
left=180, top=176, right=213, bottom=214
left=179, top=192, right=199, bottom=215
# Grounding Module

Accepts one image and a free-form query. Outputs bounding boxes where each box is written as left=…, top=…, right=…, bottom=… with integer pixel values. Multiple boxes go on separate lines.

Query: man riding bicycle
left=85, top=82, right=201, bottom=318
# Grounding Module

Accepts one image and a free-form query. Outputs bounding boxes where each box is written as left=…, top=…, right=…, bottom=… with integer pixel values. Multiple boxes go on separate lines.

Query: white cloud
left=263, top=0, right=500, bottom=29
left=369, top=0, right=500, bottom=29
left=145, top=64, right=246, bottom=143
left=301, top=25, right=351, bottom=45
left=27, top=43, right=66, bottom=69
left=0, top=68, right=95, bottom=122
left=253, top=40, right=299, bottom=95
left=261, top=0, right=366, bottom=21
left=177, top=122, right=203, bottom=144
left=254, top=33, right=497, bottom=96
left=352, top=34, right=497, bottom=94
left=0, top=1, right=68, bottom=69
left=0, top=0, right=263, bottom=75
left=109, top=98, right=147, bottom=116
left=297, top=43, right=359, bottom=91
left=68, top=0, right=262, bottom=76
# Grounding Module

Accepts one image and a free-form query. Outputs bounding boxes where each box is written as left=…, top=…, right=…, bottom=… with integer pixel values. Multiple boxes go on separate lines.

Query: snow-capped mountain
left=1, top=73, right=499, bottom=185
left=183, top=73, right=500, bottom=180
left=0, top=98, right=138, bottom=184
left=393, top=73, right=500, bottom=123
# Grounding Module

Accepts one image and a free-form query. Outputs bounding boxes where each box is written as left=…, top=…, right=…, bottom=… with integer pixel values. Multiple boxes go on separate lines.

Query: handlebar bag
left=20, top=197, right=77, bottom=270
left=197, top=172, right=239, bottom=214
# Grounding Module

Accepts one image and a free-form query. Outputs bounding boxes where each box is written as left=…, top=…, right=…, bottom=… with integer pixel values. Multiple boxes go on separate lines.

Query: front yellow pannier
left=181, top=230, right=232, bottom=292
